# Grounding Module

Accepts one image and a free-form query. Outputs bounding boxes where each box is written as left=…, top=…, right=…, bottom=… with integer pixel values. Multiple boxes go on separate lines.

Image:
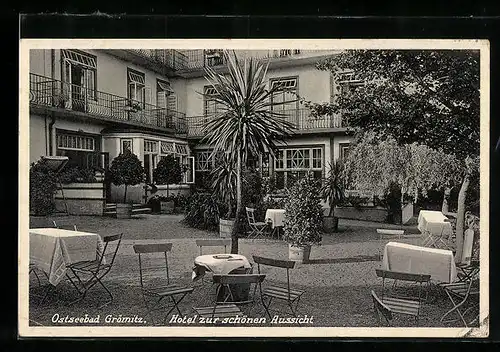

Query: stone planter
left=116, top=203, right=133, bottom=219
left=288, top=244, right=312, bottom=264
left=323, top=216, right=339, bottom=233
left=219, top=219, right=235, bottom=238
left=160, top=201, right=175, bottom=214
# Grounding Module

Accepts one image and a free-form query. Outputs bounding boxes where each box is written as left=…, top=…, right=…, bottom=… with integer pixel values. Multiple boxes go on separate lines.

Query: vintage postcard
left=19, top=39, right=489, bottom=338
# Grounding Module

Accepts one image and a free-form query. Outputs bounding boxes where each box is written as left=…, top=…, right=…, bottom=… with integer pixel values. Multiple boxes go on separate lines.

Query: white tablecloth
left=265, top=209, right=286, bottom=228
left=417, top=210, right=453, bottom=238
left=192, top=254, right=251, bottom=281
left=30, top=228, right=103, bottom=286
left=382, top=242, right=457, bottom=283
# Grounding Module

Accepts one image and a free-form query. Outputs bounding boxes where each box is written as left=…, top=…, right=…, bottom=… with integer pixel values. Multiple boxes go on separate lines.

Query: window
left=61, top=49, right=97, bottom=101
left=270, top=77, right=298, bottom=118
left=56, top=131, right=100, bottom=170
left=194, top=150, right=214, bottom=189
left=156, top=79, right=177, bottom=112
left=143, top=140, right=159, bottom=183
left=203, top=86, right=224, bottom=117
left=339, top=143, right=350, bottom=162
left=158, top=141, right=191, bottom=184
left=121, top=139, right=133, bottom=154
left=274, top=147, right=323, bottom=189
left=204, top=49, right=224, bottom=67
left=128, top=69, right=149, bottom=107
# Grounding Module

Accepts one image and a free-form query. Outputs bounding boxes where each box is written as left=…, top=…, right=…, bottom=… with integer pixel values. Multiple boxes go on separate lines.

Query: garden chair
left=456, top=213, right=480, bottom=282
left=377, top=229, right=405, bottom=260
left=65, top=233, right=123, bottom=308
left=245, top=207, right=268, bottom=239
left=193, top=274, right=266, bottom=321
left=373, top=269, right=431, bottom=325
left=196, top=239, right=231, bottom=256
left=52, top=220, right=78, bottom=231
left=133, top=243, right=194, bottom=325
left=440, top=278, right=480, bottom=327
left=371, top=290, right=394, bottom=326
left=252, top=255, right=305, bottom=319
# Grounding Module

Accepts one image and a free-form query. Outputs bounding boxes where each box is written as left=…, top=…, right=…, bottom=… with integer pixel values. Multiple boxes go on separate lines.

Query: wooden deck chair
left=66, top=233, right=123, bottom=308
left=252, top=255, right=305, bottom=319
left=440, top=278, right=480, bottom=327
left=193, top=274, right=266, bottom=322
left=245, top=207, right=268, bottom=239
left=377, top=229, right=405, bottom=260
left=374, top=269, right=431, bottom=325
left=133, top=243, right=194, bottom=325
left=53, top=220, right=78, bottom=231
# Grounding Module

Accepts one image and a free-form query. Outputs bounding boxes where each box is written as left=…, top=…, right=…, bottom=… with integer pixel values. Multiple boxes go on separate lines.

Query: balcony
left=102, top=49, right=188, bottom=75
left=185, top=108, right=345, bottom=139
left=29, top=73, right=188, bottom=135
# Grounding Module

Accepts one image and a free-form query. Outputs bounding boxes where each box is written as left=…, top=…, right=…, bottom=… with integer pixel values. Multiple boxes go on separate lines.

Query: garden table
left=29, top=228, right=104, bottom=286
left=418, top=210, right=454, bottom=248
left=265, top=209, right=286, bottom=228
left=192, top=254, right=253, bottom=302
left=382, top=242, right=457, bottom=284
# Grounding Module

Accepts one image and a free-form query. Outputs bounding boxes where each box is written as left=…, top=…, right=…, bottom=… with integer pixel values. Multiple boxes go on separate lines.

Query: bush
left=30, top=161, right=58, bottom=216
left=59, top=166, right=97, bottom=184
left=182, top=192, right=223, bottom=231
left=282, top=174, right=323, bottom=247
left=147, top=193, right=190, bottom=214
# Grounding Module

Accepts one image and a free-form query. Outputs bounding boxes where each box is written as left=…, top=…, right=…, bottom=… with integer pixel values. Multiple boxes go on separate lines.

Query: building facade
left=29, top=48, right=353, bottom=205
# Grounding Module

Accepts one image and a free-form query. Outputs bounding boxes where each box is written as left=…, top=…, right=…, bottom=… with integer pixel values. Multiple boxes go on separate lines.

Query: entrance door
left=70, top=65, right=86, bottom=112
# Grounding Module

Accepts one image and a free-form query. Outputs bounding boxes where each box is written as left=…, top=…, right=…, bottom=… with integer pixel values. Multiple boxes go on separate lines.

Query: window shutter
left=167, top=93, right=177, bottom=112
left=330, top=73, right=341, bottom=103
left=144, top=86, right=152, bottom=105
left=157, top=91, right=167, bottom=109
left=186, top=156, right=195, bottom=184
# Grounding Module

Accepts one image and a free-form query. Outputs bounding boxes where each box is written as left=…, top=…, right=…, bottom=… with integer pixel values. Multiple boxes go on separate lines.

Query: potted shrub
left=107, top=150, right=145, bottom=218
left=283, top=174, right=324, bottom=263
left=153, top=155, right=183, bottom=214
left=210, top=155, right=237, bottom=238
left=320, top=162, right=345, bottom=233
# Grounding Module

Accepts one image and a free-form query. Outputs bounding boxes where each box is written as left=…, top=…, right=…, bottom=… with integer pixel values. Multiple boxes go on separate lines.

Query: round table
left=265, top=209, right=286, bottom=228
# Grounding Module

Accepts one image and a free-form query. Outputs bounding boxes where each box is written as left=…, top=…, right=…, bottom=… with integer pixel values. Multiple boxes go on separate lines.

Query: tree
left=343, top=132, right=463, bottom=221
left=153, top=155, right=183, bottom=197
left=308, top=50, right=480, bottom=261
left=108, top=150, right=145, bottom=203
left=201, top=50, right=294, bottom=254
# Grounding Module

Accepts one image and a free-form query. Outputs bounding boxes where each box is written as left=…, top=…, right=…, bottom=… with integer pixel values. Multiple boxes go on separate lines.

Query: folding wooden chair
left=53, top=220, right=78, bottom=231
left=252, top=255, right=305, bottom=319
left=196, top=239, right=231, bottom=256
left=66, top=233, right=123, bottom=307
left=440, top=278, right=480, bottom=327
left=133, top=243, right=194, bottom=325
left=377, top=229, right=404, bottom=260
left=374, top=269, right=431, bottom=325
left=422, top=221, right=454, bottom=250
left=371, top=290, right=394, bottom=326
left=193, top=274, right=266, bottom=321
left=456, top=228, right=480, bottom=282
left=245, top=207, right=268, bottom=239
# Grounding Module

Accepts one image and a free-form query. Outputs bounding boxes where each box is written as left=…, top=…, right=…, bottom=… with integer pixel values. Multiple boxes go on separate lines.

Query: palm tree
left=201, top=50, right=295, bottom=253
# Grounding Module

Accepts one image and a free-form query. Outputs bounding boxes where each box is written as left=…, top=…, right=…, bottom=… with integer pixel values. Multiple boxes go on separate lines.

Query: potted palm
left=107, top=150, right=145, bottom=218
left=210, top=155, right=237, bottom=238
left=201, top=50, right=294, bottom=253
left=283, top=174, right=323, bottom=263
left=320, top=161, right=345, bottom=232
left=153, top=155, right=183, bottom=214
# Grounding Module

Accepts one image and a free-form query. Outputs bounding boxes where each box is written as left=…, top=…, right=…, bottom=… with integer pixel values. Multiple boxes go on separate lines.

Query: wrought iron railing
left=30, top=73, right=187, bottom=134
left=182, top=49, right=304, bottom=71
left=186, top=108, right=344, bottom=138
left=125, top=49, right=188, bottom=71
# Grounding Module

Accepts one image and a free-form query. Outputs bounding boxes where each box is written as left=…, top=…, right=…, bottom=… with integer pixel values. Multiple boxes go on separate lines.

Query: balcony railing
left=125, top=49, right=188, bottom=72
left=186, top=108, right=344, bottom=138
left=182, top=49, right=304, bottom=71
left=30, top=73, right=187, bottom=134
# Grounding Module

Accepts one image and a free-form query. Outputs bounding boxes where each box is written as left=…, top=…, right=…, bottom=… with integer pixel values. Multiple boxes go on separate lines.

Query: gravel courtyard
left=27, top=214, right=477, bottom=329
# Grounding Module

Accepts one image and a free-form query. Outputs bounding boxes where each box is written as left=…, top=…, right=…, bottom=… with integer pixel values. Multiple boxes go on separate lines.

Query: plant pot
left=288, top=244, right=312, bottom=264
left=219, top=218, right=235, bottom=238
left=323, top=216, right=339, bottom=233
left=116, top=203, right=133, bottom=219
left=160, top=201, right=175, bottom=214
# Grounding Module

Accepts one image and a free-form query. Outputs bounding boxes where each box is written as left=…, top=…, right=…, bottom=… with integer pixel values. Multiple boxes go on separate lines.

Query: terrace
left=29, top=73, right=188, bottom=135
